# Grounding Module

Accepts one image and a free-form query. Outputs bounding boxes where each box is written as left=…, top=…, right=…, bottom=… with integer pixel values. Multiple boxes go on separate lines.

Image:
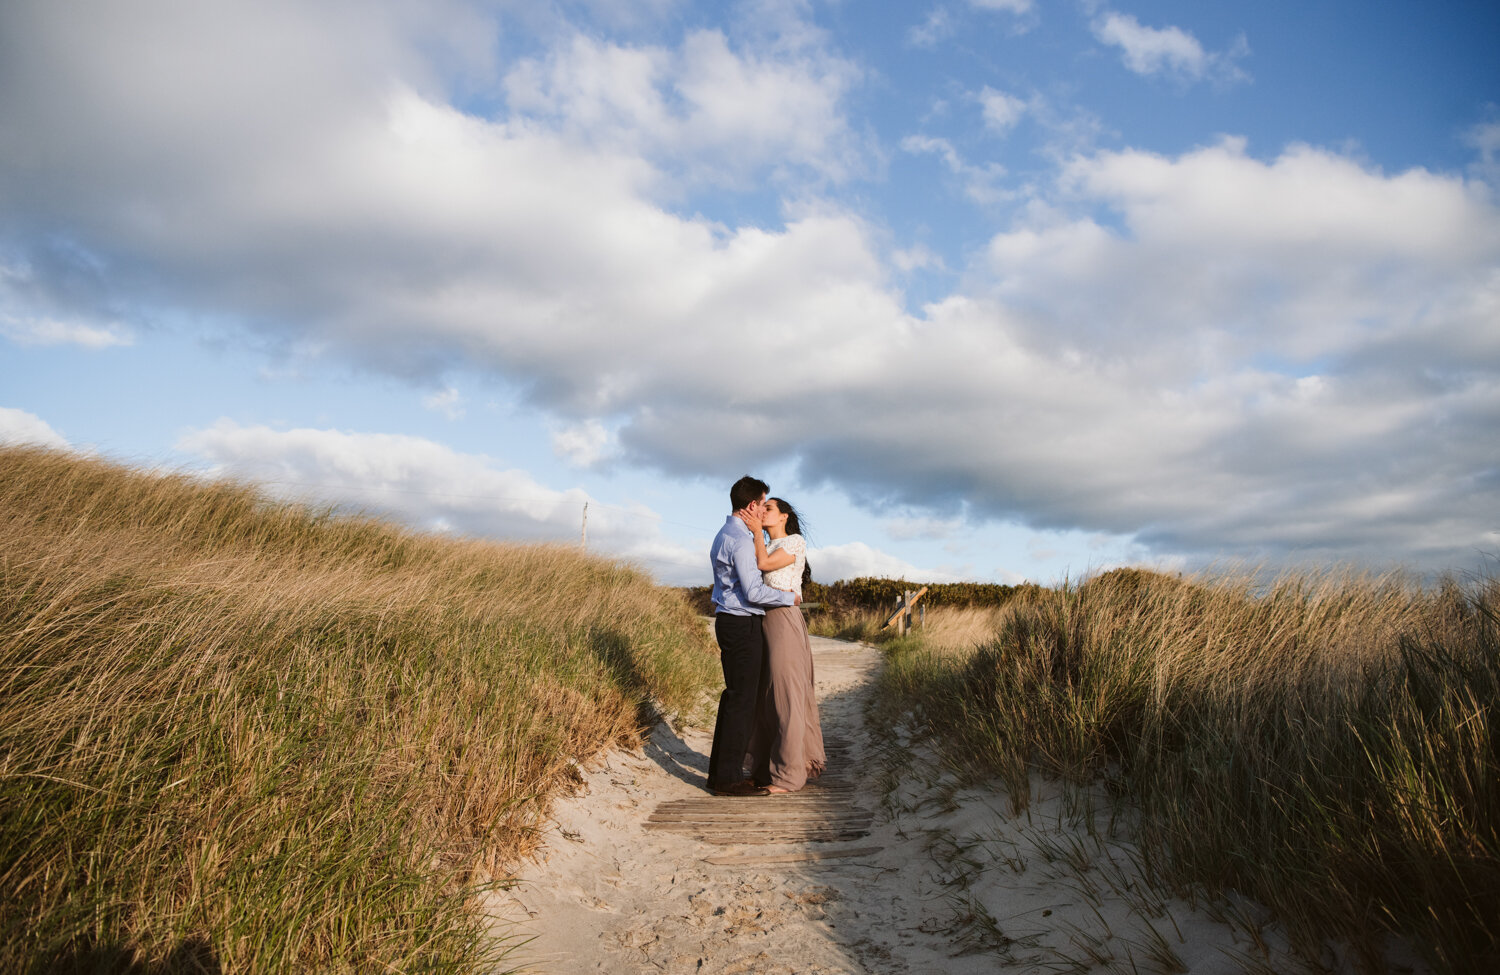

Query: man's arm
left=729, top=530, right=796, bottom=608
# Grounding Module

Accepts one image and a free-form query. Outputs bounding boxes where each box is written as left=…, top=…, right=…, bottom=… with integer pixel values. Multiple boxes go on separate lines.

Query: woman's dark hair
left=769, top=497, right=804, bottom=537
left=770, top=497, right=814, bottom=588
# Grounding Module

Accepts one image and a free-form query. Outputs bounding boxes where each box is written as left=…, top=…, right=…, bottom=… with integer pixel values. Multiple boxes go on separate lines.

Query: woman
left=746, top=497, right=825, bottom=794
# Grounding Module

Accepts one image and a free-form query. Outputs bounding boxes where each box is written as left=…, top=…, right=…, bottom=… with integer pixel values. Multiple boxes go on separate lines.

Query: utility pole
left=580, top=501, right=588, bottom=549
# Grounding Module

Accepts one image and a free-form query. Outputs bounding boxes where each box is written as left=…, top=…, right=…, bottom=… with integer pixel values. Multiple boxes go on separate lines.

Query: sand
left=486, top=635, right=1428, bottom=974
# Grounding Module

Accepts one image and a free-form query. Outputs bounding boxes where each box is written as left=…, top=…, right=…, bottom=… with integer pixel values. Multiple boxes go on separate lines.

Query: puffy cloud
left=977, top=87, right=1028, bottom=134
left=176, top=420, right=708, bottom=581
left=1090, top=10, right=1248, bottom=85
left=551, top=419, right=617, bottom=468
left=0, top=406, right=70, bottom=449
left=502, top=24, right=865, bottom=185
left=809, top=541, right=973, bottom=584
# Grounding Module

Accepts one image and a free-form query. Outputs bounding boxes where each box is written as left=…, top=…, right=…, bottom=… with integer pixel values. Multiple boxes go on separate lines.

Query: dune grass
left=875, top=568, right=1500, bottom=974
left=808, top=603, right=1013, bottom=650
left=0, top=445, right=719, bottom=972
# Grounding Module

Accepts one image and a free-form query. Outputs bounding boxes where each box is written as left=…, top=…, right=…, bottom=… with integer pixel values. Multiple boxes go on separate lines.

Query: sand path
left=488, top=636, right=1393, bottom=974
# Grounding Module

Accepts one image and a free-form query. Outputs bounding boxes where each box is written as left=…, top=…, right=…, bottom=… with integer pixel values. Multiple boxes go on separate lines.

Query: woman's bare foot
left=766, top=784, right=793, bottom=794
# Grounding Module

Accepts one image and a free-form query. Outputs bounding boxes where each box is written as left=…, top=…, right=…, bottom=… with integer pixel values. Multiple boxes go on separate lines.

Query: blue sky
left=3, top=0, right=1498, bottom=585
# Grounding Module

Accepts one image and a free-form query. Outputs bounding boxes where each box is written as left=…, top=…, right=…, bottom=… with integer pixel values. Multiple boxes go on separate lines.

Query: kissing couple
left=705, top=475, right=826, bottom=797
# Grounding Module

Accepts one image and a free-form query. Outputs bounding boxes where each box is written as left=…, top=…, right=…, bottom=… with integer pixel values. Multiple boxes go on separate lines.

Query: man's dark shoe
left=709, top=779, right=770, bottom=797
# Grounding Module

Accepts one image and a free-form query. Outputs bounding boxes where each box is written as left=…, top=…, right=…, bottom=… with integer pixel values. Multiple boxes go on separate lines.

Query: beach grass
left=0, top=445, right=719, bottom=972
left=875, top=568, right=1500, bottom=974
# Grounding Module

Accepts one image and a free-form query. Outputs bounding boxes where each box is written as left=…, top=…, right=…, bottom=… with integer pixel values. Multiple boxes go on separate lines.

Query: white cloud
left=1465, top=118, right=1500, bottom=183
left=176, top=419, right=707, bottom=581
left=0, top=406, right=70, bottom=449
left=907, top=7, right=954, bottom=49
left=968, top=0, right=1032, bottom=15
left=1091, top=11, right=1248, bottom=85
left=0, top=314, right=132, bottom=348
left=901, top=134, right=1011, bottom=204
left=977, top=86, right=1028, bottom=133
left=1466, top=119, right=1500, bottom=162
left=809, top=541, right=971, bottom=583
left=551, top=418, right=616, bottom=468
left=885, top=514, right=964, bottom=541
left=421, top=386, right=464, bottom=420
left=1, top=264, right=134, bottom=348
left=502, top=24, right=865, bottom=185
left=891, top=243, right=944, bottom=273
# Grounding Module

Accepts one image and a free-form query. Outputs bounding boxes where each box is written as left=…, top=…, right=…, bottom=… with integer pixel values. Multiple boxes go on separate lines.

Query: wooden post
left=882, top=585, right=930, bottom=632
left=580, top=501, right=588, bottom=549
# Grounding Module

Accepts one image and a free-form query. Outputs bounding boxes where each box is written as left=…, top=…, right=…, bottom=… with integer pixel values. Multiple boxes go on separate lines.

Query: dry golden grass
left=903, top=605, right=1011, bottom=655
left=809, top=604, right=1017, bottom=658
left=877, top=566, right=1500, bottom=975
left=0, top=445, right=718, bottom=972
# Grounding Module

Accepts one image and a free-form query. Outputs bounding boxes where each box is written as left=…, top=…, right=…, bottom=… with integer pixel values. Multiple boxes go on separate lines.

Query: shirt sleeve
left=731, top=531, right=796, bottom=608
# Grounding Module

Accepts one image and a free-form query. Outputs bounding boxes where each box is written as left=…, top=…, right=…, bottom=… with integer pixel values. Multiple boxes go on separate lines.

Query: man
left=705, top=475, right=800, bottom=797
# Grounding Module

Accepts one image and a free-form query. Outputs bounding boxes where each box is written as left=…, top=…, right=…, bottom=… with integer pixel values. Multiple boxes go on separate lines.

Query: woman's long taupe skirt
left=749, top=604, right=826, bottom=791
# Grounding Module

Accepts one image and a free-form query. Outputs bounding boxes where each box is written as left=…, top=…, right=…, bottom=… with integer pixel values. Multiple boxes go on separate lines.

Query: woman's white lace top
left=763, top=534, right=806, bottom=596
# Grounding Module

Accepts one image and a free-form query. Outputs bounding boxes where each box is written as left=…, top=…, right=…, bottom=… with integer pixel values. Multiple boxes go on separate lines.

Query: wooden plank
left=655, top=797, right=858, bottom=809
left=680, top=824, right=872, bottom=835
left=648, top=806, right=871, bottom=819
left=696, top=830, right=870, bottom=845
left=645, top=818, right=874, bottom=831
left=654, top=797, right=858, bottom=811
left=647, top=812, right=873, bottom=824
left=648, top=816, right=872, bottom=828
left=655, top=797, right=856, bottom=810
left=703, top=846, right=883, bottom=866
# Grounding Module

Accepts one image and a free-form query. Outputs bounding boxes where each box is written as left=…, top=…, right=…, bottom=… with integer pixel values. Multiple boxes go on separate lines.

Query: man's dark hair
left=730, top=475, right=769, bottom=512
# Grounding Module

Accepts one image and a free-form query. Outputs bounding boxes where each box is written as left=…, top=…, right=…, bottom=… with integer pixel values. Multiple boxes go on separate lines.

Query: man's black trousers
left=706, top=612, right=767, bottom=789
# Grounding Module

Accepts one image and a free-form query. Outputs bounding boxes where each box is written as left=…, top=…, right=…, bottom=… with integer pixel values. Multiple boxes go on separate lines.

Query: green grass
left=875, top=568, right=1500, bottom=974
left=0, top=445, right=719, bottom=972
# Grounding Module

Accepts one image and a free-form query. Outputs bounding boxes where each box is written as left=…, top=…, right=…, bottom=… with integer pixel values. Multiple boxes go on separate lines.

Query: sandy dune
left=488, top=636, right=1424, bottom=974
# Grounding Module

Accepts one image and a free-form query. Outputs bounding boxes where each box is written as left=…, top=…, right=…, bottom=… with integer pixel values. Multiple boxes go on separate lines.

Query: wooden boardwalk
left=643, top=736, right=882, bottom=865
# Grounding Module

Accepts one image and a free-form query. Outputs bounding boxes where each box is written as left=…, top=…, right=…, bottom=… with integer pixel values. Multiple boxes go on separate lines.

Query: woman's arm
left=752, top=528, right=796, bottom=572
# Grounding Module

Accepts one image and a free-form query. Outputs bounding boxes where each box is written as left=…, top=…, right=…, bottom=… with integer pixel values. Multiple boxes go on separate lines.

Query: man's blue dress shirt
left=710, top=515, right=797, bottom=616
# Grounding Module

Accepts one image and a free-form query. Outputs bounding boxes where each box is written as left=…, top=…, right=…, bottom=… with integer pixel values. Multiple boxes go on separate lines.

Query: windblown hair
left=770, top=497, right=805, bottom=538
left=770, top=496, right=814, bottom=589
